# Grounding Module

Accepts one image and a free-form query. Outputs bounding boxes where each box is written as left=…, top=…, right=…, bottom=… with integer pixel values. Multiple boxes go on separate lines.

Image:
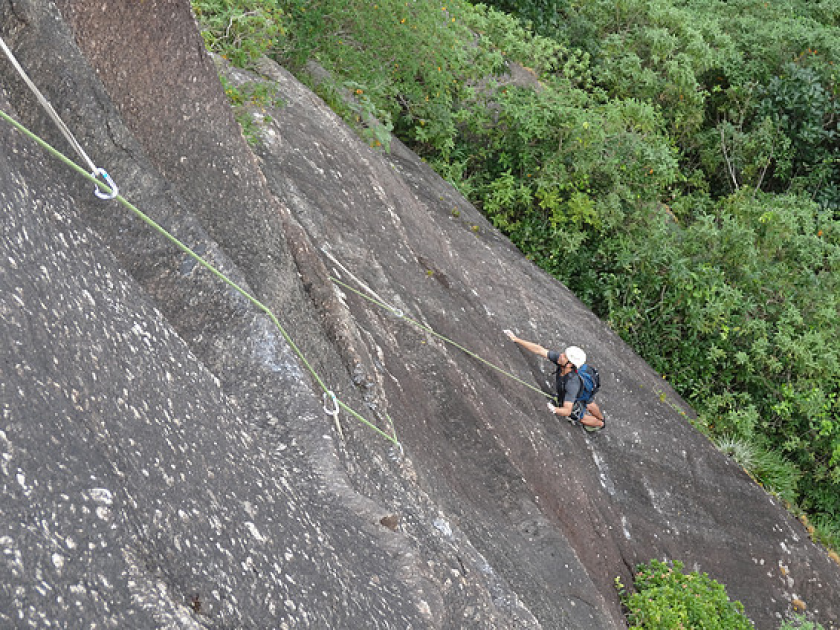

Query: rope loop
left=323, top=390, right=340, bottom=417
left=92, top=167, right=118, bottom=200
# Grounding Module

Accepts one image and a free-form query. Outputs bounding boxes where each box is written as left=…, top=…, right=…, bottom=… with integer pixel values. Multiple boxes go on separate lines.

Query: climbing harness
left=0, top=35, right=118, bottom=199
left=324, top=263, right=556, bottom=401
left=0, top=107, right=400, bottom=449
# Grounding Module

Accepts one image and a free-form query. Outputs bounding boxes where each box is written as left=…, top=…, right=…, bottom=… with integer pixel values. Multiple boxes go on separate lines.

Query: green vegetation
left=191, top=0, right=840, bottom=558
left=713, top=434, right=801, bottom=506
left=220, top=74, right=283, bottom=143
left=779, top=613, right=828, bottom=630
left=616, top=559, right=754, bottom=629
left=192, top=0, right=289, bottom=68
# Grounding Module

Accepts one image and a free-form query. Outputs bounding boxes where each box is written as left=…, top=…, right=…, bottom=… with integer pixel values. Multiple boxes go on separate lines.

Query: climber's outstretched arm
left=504, top=330, right=549, bottom=359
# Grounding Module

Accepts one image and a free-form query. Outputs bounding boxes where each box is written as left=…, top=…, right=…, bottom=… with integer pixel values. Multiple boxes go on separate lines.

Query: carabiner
left=92, top=167, right=118, bottom=200
left=323, top=391, right=340, bottom=417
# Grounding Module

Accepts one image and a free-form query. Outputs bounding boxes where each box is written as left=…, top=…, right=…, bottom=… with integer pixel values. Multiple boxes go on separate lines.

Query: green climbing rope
left=328, top=275, right=554, bottom=400
left=0, top=107, right=399, bottom=447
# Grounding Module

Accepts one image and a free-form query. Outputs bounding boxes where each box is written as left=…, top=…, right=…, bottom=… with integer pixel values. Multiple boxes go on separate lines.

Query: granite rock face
left=1, top=1, right=839, bottom=628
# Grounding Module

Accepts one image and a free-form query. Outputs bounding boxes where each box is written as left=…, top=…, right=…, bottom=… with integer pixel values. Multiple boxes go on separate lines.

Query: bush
left=617, top=559, right=754, bottom=630
left=779, top=613, right=827, bottom=630
left=192, top=0, right=290, bottom=68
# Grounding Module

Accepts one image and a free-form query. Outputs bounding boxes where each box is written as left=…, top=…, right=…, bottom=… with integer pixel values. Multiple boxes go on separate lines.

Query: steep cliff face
left=1, top=1, right=838, bottom=628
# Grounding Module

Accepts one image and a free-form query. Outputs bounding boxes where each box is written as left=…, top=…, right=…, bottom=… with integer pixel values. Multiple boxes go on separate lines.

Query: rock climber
left=504, top=330, right=605, bottom=432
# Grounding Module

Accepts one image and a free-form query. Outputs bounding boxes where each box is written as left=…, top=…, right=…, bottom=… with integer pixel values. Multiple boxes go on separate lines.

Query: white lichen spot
left=88, top=488, right=113, bottom=505
left=621, top=516, right=632, bottom=540
left=433, top=517, right=452, bottom=538
left=417, top=599, right=432, bottom=618
left=245, top=521, right=266, bottom=543
left=51, top=553, right=65, bottom=572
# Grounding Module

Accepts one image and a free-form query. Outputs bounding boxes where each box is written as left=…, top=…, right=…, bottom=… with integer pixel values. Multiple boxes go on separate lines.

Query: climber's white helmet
left=564, top=346, right=586, bottom=368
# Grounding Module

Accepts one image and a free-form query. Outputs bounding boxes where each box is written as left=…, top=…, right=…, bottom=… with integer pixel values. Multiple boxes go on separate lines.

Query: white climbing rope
left=321, top=245, right=404, bottom=318
left=0, top=34, right=118, bottom=199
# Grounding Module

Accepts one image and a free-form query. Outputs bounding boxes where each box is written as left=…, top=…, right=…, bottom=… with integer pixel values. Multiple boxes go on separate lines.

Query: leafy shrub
left=755, top=62, right=840, bottom=206
left=219, top=74, right=283, bottom=143
left=479, top=0, right=572, bottom=39
left=192, top=0, right=290, bottom=68
left=617, top=559, right=754, bottom=629
left=779, top=613, right=827, bottom=630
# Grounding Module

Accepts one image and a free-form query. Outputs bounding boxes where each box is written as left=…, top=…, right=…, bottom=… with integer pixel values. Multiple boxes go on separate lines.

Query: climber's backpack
left=576, top=364, right=600, bottom=404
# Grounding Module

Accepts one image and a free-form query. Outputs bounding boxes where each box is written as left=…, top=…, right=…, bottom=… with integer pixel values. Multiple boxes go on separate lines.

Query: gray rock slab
left=1, top=1, right=839, bottom=629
